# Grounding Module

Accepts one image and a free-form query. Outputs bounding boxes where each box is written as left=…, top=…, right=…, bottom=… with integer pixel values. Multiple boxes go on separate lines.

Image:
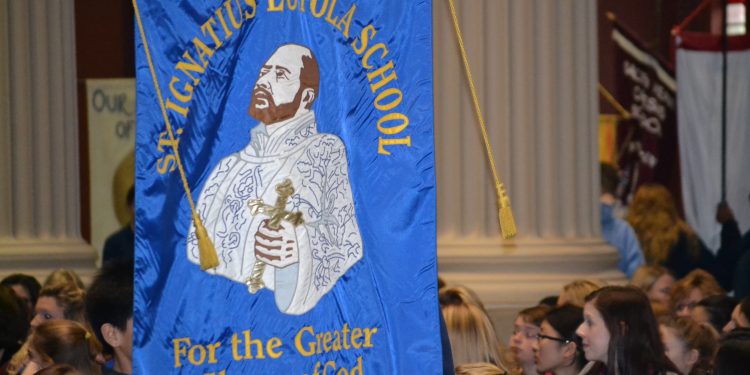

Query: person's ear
left=300, top=88, right=315, bottom=109
left=101, top=323, right=122, bottom=349
left=562, top=341, right=576, bottom=360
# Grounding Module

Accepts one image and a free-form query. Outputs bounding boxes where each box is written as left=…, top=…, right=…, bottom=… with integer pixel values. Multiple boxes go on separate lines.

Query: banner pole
left=721, top=0, right=728, bottom=201
left=597, top=83, right=631, bottom=119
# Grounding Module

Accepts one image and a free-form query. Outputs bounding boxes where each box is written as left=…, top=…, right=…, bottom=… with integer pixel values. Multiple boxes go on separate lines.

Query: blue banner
left=134, top=0, right=438, bottom=373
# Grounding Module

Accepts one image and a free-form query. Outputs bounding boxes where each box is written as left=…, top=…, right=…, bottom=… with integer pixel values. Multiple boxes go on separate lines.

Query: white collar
left=247, top=111, right=317, bottom=156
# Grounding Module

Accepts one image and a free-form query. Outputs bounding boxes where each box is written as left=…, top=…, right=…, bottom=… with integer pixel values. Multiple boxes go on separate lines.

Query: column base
left=438, top=236, right=626, bottom=341
left=0, top=238, right=98, bottom=285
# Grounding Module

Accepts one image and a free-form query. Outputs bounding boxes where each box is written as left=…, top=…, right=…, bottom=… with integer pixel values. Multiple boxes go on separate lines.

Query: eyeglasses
left=536, top=334, right=572, bottom=344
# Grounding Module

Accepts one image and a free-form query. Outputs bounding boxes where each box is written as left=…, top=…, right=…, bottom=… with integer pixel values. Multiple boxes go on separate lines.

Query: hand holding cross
left=245, top=179, right=305, bottom=294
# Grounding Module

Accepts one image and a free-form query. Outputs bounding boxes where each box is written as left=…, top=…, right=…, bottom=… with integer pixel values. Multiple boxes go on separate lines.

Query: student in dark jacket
left=713, top=201, right=745, bottom=291
left=101, top=187, right=134, bottom=267
left=732, top=193, right=750, bottom=299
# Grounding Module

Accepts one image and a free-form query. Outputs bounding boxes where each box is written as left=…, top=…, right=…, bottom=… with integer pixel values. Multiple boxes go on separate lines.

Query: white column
left=0, top=0, right=96, bottom=283
left=434, top=0, right=623, bottom=338
left=0, top=1, right=12, bottom=239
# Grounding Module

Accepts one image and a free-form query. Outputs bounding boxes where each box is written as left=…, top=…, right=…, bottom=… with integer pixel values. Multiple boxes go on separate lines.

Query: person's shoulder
left=110, top=225, right=134, bottom=239
left=314, top=132, right=345, bottom=145
left=578, top=361, right=605, bottom=375
left=103, top=226, right=134, bottom=251
left=305, top=133, right=348, bottom=155
left=215, top=151, right=241, bottom=166
left=204, top=152, right=242, bottom=180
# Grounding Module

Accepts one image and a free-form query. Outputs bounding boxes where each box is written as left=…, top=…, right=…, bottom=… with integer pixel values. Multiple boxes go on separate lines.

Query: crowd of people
left=7, top=266, right=747, bottom=374
left=0, top=262, right=133, bottom=375
left=439, top=165, right=750, bottom=374
left=440, top=275, right=750, bottom=375
left=599, top=164, right=750, bottom=294
left=2, top=167, right=749, bottom=374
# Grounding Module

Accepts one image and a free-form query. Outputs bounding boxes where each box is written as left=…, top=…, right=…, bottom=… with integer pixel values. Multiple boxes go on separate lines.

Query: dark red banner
left=611, top=22, right=680, bottom=207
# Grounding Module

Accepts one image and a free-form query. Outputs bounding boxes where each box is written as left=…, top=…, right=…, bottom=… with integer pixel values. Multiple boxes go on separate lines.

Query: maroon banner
left=611, top=22, right=680, bottom=207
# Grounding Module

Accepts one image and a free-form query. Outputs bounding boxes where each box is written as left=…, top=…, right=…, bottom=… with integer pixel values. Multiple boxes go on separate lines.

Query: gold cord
left=446, top=0, right=516, bottom=239
left=132, top=0, right=219, bottom=269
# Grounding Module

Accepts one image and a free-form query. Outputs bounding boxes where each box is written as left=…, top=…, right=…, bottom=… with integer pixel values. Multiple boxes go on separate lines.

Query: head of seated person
left=439, top=286, right=505, bottom=369
left=659, top=316, right=718, bottom=375
left=558, top=280, right=603, bottom=308
left=670, top=269, right=724, bottom=318
left=575, top=286, right=678, bottom=374
left=533, top=304, right=586, bottom=374
left=691, top=294, right=736, bottom=333
left=43, top=269, right=85, bottom=290
left=630, top=265, right=675, bottom=308
left=626, top=184, right=702, bottom=268
left=0, top=285, right=30, bottom=367
left=714, top=328, right=750, bottom=375
left=1, top=273, right=41, bottom=320
left=31, top=275, right=86, bottom=330
left=508, top=304, right=550, bottom=374
left=85, top=260, right=134, bottom=375
left=29, top=320, right=101, bottom=375
left=723, top=298, right=750, bottom=333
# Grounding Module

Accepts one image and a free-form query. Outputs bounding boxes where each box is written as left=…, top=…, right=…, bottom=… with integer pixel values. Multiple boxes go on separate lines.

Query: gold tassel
left=194, top=215, right=219, bottom=270
left=496, top=183, right=517, bottom=239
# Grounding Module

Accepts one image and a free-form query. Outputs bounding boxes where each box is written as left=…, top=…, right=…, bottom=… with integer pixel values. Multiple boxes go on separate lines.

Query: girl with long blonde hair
left=440, top=286, right=509, bottom=372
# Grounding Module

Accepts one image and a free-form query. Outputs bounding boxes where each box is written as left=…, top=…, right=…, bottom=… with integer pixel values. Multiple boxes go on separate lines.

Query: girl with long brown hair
left=28, top=320, right=101, bottom=375
left=576, top=286, right=678, bottom=375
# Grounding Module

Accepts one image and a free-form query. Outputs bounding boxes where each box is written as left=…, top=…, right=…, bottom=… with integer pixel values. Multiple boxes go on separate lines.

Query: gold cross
left=245, top=179, right=304, bottom=293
